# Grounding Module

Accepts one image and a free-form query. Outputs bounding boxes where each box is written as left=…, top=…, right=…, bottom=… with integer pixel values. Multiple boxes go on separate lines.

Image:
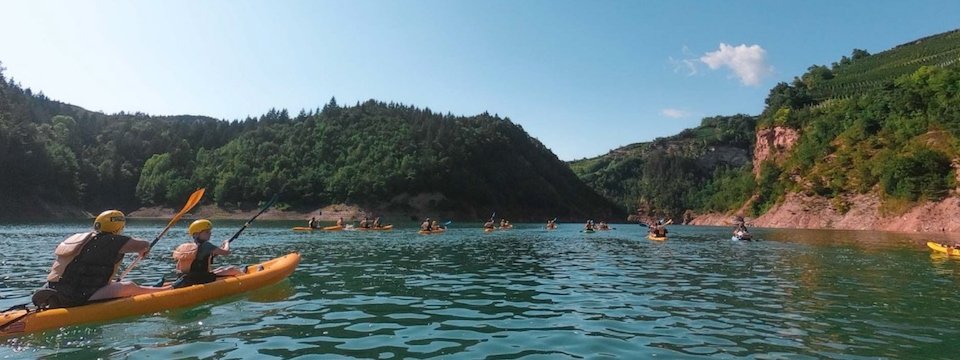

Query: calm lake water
left=1, top=221, right=959, bottom=359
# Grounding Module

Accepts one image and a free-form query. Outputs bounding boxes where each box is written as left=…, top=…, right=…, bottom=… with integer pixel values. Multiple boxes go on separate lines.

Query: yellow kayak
left=357, top=225, right=393, bottom=231
left=648, top=234, right=667, bottom=241
left=322, top=225, right=344, bottom=231
left=292, top=226, right=315, bottom=231
left=483, top=228, right=495, bottom=233
left=418, top=228, right=446, bottom=235
left=0, top=252, right=300, bottom=337
left=927, top=241, right=960, bottom=256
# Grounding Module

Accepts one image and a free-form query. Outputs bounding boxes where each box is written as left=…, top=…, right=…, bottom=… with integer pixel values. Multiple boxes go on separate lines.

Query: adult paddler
left=32, top=210, right=170, bottom=308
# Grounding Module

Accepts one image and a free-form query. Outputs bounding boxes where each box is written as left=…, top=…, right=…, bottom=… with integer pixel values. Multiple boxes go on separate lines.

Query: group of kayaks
left=293, top=224, right=394, bottom=231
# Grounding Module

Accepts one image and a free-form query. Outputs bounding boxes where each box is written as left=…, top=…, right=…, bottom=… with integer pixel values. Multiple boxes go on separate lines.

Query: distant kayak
left=483, top=228, right=495, bottom=233
left=357, top=225, right=393, bottom=231
left=292, top=226, right=315, bottom=231
left=418, top=228, right=446, bottom=235
left=648, top=234, right=667, bottom=241
left=732, top=232, right=753, bottom=241
left=0, top=252, right=300, bottom=337
left=322, top=225, right=344, bottom=231
left=582, top=229, right=595, bottom=233
left=927, top=241, right=960, bottom=256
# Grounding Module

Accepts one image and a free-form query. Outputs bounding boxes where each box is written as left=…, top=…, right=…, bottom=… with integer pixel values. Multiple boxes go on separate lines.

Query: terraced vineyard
left=810, top=29, right=960, bottom=100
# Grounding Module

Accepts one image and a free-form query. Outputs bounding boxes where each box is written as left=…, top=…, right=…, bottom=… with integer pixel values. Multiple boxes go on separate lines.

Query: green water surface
left=1, top=221, right=959, bottom=359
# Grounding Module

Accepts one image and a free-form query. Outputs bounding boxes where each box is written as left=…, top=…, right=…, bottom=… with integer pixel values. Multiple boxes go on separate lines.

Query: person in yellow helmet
left=171, top=219, right=244, bottom=289
left=32, top=210, right=170, bottom=309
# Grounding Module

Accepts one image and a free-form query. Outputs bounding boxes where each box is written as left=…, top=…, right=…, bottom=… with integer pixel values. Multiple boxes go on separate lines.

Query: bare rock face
left=753, top=127, right=800, bottom=176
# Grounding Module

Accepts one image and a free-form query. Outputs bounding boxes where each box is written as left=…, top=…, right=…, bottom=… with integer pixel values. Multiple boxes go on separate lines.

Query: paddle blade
left=179, top=188, right=206, bottom=217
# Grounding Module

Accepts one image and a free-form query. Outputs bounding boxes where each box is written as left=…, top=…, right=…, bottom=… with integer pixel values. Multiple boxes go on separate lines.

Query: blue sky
left=2, top=1, right=959, bottom=160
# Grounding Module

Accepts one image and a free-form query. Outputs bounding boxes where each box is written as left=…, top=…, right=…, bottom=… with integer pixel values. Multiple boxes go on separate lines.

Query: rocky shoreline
left=690, top=193, right=960, bottom=233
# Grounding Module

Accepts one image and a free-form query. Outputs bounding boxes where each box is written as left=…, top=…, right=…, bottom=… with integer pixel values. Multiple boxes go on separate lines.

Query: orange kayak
left=0, top=252, right=300, bottom=337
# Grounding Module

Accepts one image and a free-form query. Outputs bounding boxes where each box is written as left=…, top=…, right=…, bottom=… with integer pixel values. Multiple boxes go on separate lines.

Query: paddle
left=228, top=194, right=279, bottom=244
left=118, top=188, right=205, bottom=281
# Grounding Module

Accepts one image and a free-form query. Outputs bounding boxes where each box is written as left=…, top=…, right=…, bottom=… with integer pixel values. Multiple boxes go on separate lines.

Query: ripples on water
left=1, top=222, right=959, bottom=359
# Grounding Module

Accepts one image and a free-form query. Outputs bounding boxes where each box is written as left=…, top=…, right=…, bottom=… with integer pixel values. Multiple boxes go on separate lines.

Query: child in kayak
left=171, top=219, right=244, bottom=289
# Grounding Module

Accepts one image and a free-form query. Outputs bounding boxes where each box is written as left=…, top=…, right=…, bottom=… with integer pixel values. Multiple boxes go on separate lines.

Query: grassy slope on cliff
left=572, top=28, right=960, bottom=220
left=753, top=29, right=960, bottom=215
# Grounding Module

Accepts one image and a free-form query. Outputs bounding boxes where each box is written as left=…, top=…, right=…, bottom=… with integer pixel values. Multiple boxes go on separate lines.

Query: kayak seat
left=32, top=288, right=72, bottom=309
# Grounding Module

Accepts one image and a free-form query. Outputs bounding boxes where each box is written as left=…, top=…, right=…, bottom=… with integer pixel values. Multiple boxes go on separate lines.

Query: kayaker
left=733, top=222, right=750, bottom=238
left=483, top=220, right=495, bottom=230
left=359, top=217, right=370, bottom=229
left=308, top=217, right=318, bottom=229
left=171, top=219, right=244, bottom=289
left=373, top=217, right=382, bottom=228
left=584, top=220, right=595, bottom=231
left=336, top=217, right=344, bottom=227
left=431, top=220, right=444, bottom=231
left=421, top=218, right=432, bottom=231
left=33, top=210, right=171, bottom=309
left=650, top=220, right=668, bottom=237
left=546, top=219, right=557, bottom=229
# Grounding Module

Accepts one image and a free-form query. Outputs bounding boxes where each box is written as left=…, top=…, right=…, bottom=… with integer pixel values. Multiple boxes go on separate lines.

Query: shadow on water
left=1, top=221, right=959, bottom=358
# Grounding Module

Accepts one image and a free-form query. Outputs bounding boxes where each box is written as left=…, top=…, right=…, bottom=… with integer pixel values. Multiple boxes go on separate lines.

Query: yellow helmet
left=188, top=219, right=213, bottom=236
left=94, top=210, right=125, bottom=234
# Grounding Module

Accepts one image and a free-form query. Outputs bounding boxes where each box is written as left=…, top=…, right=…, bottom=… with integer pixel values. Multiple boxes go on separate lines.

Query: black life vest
left=172, top=241, right=217, bottom=288
left=48, top=233, right=130, bottom=305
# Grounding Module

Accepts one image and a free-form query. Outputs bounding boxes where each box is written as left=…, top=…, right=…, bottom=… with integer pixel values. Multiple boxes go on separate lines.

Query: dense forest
left=573, top=28, right=960, bottom=221
left=0, top=63, right=622, bottom=220
left=570, top=114, right=757, bottom=220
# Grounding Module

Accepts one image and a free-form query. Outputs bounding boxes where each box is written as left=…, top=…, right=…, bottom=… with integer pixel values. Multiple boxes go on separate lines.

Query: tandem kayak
left=0, top=252, right=300, bottom=337
left=418, top=228, right=446, bottom=235
left=647, top=234, right=667, bottom=241
left=357, top=225, right=393, bottom=231
left=927, top=241, right=960, bottom=256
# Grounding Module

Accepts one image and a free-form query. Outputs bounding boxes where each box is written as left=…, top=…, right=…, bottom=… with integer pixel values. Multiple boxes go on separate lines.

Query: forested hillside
left=570, top=114, right=756, bottom=220
left=752, top=31, right=960, bottom=215
left=0, top=64, right=622, bottom=220
left=574, top=28, right=960, bottom=223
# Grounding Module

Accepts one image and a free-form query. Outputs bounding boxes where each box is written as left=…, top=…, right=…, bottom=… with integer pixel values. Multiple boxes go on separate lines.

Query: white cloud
left=700, top=43, right=772, bottom=86
left=660, top=108, right=690, bottom=118
left=669, top=56, right=698, bottom=76
left=669, top=45, right=699, bottom=76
